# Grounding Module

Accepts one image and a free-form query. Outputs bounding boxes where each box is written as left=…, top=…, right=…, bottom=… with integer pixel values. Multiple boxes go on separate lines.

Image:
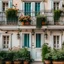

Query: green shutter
left=35, top=2, right=40, bottom=16
left=36, top=34, right=41, bottom=48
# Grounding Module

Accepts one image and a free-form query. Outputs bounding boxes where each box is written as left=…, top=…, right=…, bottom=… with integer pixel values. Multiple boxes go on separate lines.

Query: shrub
left=54, top=10, right=62, bottom=22
left=42, top=43, right=51, bottom=61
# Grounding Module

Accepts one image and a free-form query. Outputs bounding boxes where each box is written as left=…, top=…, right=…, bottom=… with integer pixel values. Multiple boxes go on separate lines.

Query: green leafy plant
left=42, top=43, right=51, bottom=61
left=6, top=8, right=18, bottom=22
left=36, top=15, right=47, bottom=28
left=54, top=10, right=62, bottom=22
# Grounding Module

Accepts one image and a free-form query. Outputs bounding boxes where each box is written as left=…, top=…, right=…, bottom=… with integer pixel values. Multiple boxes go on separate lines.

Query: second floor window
left=2, top=2, right=8, bottom=11
left=35, top=2, right=40, bottom=16
left=54, top=2, right=59, bottom=10
left=24, top=2, right=31, bottom=16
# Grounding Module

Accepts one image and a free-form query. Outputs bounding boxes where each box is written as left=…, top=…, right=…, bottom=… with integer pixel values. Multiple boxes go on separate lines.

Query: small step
left=31, top=61, right=43, bottom=64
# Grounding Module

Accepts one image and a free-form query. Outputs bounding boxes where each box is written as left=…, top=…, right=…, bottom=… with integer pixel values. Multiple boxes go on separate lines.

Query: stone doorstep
left=31, top=61, right=43, bottom=64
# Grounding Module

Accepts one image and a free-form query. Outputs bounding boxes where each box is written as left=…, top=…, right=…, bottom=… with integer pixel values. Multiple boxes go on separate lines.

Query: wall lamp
left=44, top=33, right=48, bottom=39
left=32, top=29, right=35, bottom=35
left=17, top=32, right=20, bottom=39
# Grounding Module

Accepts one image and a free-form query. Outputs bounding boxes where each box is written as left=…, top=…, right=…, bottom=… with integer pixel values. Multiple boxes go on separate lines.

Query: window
left=36, top=34, right=41, bottom=48
left=24, top=2, right=31, bottom=16
left=2, top=2, right=8, bottom=11
left=35, top=2, right=40, bottom=16
left=24, top=34, right=29, bottom=47
left=3, top=35, right=9, bottom=49
left=53, top=35, right=59, bottom=49
left=54, top=2, right=59, bottom=10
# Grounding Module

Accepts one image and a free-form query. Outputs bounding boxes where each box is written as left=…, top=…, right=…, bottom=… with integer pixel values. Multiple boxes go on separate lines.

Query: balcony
left=0, top=10, right=64, bottom=26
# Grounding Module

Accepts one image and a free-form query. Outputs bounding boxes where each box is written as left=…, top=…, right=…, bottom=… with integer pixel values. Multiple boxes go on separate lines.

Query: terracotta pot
left=21, top=22, right=24, bottom=25
left=53, top=61, right=63, bottom=64
left=5, top=61, right=11, bottom=64
left=14, top=61, right=21, bottom=64
left=0, top=60, right=2, bottom=64
left=55, top=22, right=59, bottom=25
left=25, top=22, right=30, bottom=25
left=44, top=60, right=50, bottom=64
left=24, top=61, right=29, bottom=64
left=42, top=22, right=45, bottom=25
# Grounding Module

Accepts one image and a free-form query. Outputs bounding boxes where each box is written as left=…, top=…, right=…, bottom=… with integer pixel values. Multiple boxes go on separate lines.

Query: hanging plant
left=54, top=10, right=62, bottom=23
left=5, top=8, right=18, bottom=21
left=36, top=15, right=47, bottom=28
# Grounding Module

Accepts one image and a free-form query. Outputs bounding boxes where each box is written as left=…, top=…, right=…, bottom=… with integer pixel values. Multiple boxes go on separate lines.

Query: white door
left=31, top=33, right=44, bottom=61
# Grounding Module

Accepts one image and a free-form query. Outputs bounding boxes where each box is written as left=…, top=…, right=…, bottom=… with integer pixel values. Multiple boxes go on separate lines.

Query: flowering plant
left=19, top=15, right=31, bottom=22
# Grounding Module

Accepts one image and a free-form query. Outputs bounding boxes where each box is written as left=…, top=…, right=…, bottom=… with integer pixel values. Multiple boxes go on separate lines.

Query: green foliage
left=36, top=15, right=47, bottom=28
left=6, top=8, right=18, bottom=22
left=45, top=49, right=64, bottom=61
left=44, top=52, right=52, bottom=60
left=54, top=10, right=62, bottom=22
left=42, top=43, right=51, bottom=61
left=51, top=50, right=64, bottom=61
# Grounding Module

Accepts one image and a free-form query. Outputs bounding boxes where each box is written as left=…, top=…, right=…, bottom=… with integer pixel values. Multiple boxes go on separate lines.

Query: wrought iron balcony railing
left=0, top=10, right=64, bottom=26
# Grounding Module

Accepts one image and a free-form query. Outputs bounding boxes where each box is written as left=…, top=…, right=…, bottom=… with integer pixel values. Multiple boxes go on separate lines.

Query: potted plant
left=54, top=10, right=62, bottom=25
left=0, top=56, right=3, bottom=64
left=52, top=49, right=64, bottom=64
left=5, top=51, right=15, bottom=64
left=20, top=48, right=33, bottom=64
left=42, top=43, right=51, bottom=62
left=13, top=51, right=21, bottom=64
left=19, top=15, right=31, bottom=25
left=36, top=15, right=47, bottom=28
left=6, top=8, right=18, bottom=22
left=44, top=53, right=52, bottom=64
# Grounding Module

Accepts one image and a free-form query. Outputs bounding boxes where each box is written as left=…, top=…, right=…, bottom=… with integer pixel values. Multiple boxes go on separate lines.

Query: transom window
left=3, top=35, right=9, bottom=49
left=54, top=2, right=59, bottom=10
left=53, top=35, right=59, bottom=49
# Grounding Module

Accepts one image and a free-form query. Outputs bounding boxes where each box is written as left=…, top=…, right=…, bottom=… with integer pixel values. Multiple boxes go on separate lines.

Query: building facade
left=0, top=0, right=64, bottom=61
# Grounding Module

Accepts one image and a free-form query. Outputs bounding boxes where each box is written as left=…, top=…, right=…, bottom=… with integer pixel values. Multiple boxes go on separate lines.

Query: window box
left=19, top=15, right=31, bottom=26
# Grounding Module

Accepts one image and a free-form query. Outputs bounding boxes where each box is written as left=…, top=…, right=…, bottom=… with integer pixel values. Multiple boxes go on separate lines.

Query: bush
left=45, top=49, right=64, bottom=61
left=42, top=43, right=51, bottom=61
left=52, top=50, right=64, bottom=61
left=0, top=48, right=33, bottom=63
left=36, top=15, right=47, bottom=28
left=54, top=10, right=62, bottom=22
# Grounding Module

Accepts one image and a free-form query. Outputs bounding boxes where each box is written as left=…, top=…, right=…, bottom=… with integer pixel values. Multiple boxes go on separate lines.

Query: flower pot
left=25, top=22, right=30, bottom=25
left=54, top=22, right=59, bottom=25
left=24, top=61, right=29, bottom=64
left=21, top=22, right=24, bottom=25
left=5, top=61, right=11, bottom=64
left=0, top=60, right=2, bottom=64
left=42, top=21, right=45, bottom=25
left=14, top=61, right=21, bottom=64
left=44, top=60, right=50, bottom=64
left=53, top=61, right=63, bottom=64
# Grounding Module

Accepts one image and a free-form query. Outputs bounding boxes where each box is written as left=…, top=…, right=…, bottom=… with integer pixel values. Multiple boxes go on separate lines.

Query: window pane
left=36, top=34, right=41, bottom=48
left=24, top=2, right=31, bottom=15
left=35, top=2, right=40, bottom=16
left=24, top=34, right=29, bottom=47
left=3, top=36, right=9, bottom=49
